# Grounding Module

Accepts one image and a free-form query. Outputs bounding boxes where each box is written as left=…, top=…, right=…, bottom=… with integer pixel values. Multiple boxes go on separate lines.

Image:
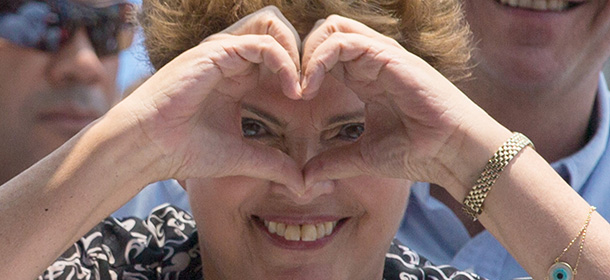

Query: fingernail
left=295, top=79, right=303, bottom=98
left=301, top=77, right=309, bottom=96
left=288, top=184, right=306, bottom=197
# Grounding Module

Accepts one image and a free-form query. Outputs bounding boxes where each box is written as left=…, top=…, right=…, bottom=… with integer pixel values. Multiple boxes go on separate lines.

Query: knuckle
left=260, top=5, right=281, bottom=15
left=325, top=14, right=344, bottom=22
left=202, top=33, right=231, bottom=43
left=257, top=34, right=280, bottom=48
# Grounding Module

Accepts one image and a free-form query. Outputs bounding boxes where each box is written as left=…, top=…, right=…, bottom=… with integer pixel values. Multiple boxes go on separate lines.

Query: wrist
left=436, top=118, right=513, bottom=201
left=87, top=105, right=170, bottom=188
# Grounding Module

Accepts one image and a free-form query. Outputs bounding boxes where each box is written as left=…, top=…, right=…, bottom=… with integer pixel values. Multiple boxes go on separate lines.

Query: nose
left=271, top=138, right=336, bottom=204
left=46, top=29, right=106, bottom=86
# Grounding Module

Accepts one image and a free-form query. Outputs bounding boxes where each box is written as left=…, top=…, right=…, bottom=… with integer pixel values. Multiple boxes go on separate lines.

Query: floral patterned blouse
left=38, top=204, right=484, bottom=280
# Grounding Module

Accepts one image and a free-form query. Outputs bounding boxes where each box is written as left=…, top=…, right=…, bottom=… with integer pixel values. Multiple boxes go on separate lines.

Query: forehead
left=241, top=74, right=365, bottom=125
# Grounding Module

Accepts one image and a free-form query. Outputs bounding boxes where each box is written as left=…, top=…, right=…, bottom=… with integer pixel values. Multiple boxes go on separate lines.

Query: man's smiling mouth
left=495, top=0, right=584, bottom=11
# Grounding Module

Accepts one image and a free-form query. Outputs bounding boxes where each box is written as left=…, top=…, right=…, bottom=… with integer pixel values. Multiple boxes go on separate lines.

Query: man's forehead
left=72, top=0, right=130, bottom=8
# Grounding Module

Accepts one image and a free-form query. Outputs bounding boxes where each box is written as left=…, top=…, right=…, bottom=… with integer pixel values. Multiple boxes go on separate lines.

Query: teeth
left=533, top=0, right=547, bottom=10
left=268, top=221, right=277, bottom=234
left=498, top=0, right=569, bottom=11
left=263, top=219, right=339, bottom=242
left=316, top=223, right=325, bottom=238
left=284, top=225, right=301, bottom=241
left=301, top=224, right=318, bottom=241
left=276, top=223, right=286, bottom=236
left=324, top=221, right=334, bottom=236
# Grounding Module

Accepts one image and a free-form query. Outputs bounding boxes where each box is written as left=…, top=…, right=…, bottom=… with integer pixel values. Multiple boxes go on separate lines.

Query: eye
left=242, top=118, right=270, bottom=138
left=337, top=123, right=364, bottom=141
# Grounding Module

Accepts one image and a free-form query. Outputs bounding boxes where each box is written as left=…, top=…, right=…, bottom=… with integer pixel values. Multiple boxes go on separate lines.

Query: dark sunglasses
left=0, top=0, right=135, bottom=57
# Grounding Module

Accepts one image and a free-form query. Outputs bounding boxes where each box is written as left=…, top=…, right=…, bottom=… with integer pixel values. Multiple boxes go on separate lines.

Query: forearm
left=0, top=109, right=162, bottom=279
left=450, top=134, right=610, bottom=279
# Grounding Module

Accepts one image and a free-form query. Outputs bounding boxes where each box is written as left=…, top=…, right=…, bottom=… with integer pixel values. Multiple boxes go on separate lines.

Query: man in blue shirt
left=397, top=1, right=610, bottom=279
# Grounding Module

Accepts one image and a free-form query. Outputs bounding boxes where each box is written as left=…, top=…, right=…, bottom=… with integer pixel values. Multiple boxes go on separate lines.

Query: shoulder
left=39, top=204, right=202, bottom=280
left=383, top=239, right=485, bottom=280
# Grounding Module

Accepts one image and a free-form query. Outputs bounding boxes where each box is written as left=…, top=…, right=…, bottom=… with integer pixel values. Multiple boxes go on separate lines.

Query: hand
left=300, top=15, right=510, bottom=196
left=119, top=6, right=305, bottom=192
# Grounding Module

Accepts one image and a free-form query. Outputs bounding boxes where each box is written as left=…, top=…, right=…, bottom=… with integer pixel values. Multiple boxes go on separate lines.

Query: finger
left=302, top=15, right=399, bottom=71
left=301, top=16, right=401, bottom=100
left=199, top=35, right=301, bottom=99
left=229, top=140, right=305, bottom=195
left=301, top=31, right=392, bottom=100
left=211, top=6, right=302, bottom=83
left=302, top=142, right=370, bottom=189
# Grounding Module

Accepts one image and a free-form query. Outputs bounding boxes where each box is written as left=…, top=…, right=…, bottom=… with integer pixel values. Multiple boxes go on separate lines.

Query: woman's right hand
left=114, top=6, right=305, bottom=191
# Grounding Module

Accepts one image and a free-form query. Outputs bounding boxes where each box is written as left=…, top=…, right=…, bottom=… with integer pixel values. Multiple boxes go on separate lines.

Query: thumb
left=303, top=143, right=370, bottom=189
left=232, top=140, right=305, bottom=195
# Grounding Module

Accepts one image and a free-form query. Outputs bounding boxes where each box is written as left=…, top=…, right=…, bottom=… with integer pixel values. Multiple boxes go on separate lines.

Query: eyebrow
left=242, top=104, right=285, bottom=128
left=241, top=104, right=364, bottom=127
left=326, top=111, right=365, bottom=126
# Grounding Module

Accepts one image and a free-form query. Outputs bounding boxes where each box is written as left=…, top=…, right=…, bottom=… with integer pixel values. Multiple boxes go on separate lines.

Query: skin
left=0, top=30, right=120, bottom=184
left=459, top=0, right=610, bottom=162
left=2, top=6, right=610, bottom=280
left=187, top=73, right=410, bottom=280
left=430, top=0, right=610, bottom=238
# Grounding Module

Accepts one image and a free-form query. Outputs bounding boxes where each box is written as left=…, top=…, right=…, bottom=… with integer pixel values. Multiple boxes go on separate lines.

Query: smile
left=495, top=0, right=583, bottom=11
left=264, top=219, right=338, bottom=242
left=252, top=215, right=348, bottom=244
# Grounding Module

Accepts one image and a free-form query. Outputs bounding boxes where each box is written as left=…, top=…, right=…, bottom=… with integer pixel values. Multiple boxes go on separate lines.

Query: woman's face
left=186, top=72, right=411, bottom=280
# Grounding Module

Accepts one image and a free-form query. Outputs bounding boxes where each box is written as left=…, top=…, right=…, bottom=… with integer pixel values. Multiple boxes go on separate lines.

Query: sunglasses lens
left=0, top=1, right=134, bottom=56
left=0, top=1, right=61, bottom=51
left=87, top=4, right=135, bottom=56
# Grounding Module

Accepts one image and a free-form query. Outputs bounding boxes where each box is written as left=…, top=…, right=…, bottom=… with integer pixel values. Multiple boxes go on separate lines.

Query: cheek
left=185, top=176, right=263, bottom=235
left=357, top=177, right=410, bottom=207
left=186, top=177, right=253, bottom=218
left=347, top=177, right=411, bottom=231
left=186, top=177, right=264, bottom=269
left=0, top=83, right=39, bottom=143
left=101, top=57, right=120, bottom=103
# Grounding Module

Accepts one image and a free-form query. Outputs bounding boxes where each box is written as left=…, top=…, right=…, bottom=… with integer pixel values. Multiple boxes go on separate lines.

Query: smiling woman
left=34, top=0, right=478, bottom=279
left=3, top=0, right=610, bottom=279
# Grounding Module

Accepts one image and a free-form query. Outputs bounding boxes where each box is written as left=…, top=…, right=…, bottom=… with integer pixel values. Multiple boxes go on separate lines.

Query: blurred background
left=605, top=61, right=610, bottom=82
left=116, top=0, right=151, bottom=94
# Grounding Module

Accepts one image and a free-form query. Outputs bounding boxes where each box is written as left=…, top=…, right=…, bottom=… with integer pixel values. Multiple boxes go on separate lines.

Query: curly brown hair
left=139, top=0, right=472, bottom=81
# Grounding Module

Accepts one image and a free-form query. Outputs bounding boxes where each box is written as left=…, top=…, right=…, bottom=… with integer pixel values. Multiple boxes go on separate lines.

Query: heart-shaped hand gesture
left=121, top=6, right=508, bottom=198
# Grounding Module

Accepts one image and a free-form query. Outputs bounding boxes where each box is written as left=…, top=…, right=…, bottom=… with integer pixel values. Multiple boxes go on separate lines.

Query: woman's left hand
left=300, top=15, right=511, bottom=197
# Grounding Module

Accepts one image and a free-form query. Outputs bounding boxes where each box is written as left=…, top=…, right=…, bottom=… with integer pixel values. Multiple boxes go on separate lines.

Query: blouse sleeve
left=383, top=239, right=486, bottom=280
left=38, top=204, right=202, bottom=280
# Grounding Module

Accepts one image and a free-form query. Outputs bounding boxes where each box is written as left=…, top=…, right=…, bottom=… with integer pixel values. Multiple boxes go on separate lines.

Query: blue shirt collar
left=551, top=73, right=610, bottom=192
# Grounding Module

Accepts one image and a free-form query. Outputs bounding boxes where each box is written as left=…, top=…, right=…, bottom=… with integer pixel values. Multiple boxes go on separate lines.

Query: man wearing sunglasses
left=0, top=0, right=191, bottom=218
left=0, top=0, right=131, bottom=183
